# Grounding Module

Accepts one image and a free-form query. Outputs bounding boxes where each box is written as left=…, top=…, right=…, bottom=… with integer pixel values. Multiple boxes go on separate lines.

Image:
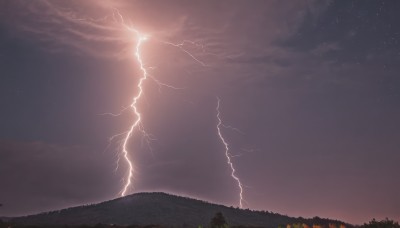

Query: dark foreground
left=1, top=193, right=398, bottom=228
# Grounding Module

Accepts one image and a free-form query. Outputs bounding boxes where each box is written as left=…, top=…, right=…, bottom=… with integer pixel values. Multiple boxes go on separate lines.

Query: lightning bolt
left=106, top=9, right=224, bottom=198
left=102, top=9, right=152, bottom=196
left=160, top=40, right=208, bottom=66
left=216, top=97, right=244, bottom=208
left=32, top=2, right=250, bottom=205
left=118, top=30, right=150, bottom=197
left=109, top=10, right=214, bottom=196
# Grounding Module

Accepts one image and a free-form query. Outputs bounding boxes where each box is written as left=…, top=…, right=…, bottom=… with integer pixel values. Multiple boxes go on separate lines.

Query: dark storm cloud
left=0, top=0, right=133, bottom=58
left=1, top=0, right=400, bottom=224
left=0, top=140, right=120, bottom=216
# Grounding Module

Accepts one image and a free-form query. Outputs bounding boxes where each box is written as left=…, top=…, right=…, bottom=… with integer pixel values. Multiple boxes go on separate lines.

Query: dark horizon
left=5, top=191, right=356, bottom=227
left=1, top=0, right=399, bottom=224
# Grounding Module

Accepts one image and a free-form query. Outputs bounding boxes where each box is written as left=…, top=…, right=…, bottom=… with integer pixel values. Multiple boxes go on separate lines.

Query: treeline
left=283, top=218, right=399, bottom=228
left=1, top=213, right=398, bottom=228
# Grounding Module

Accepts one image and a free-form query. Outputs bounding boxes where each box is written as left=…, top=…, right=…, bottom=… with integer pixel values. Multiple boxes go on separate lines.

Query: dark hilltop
left=6, top=192, right=351, bottom=228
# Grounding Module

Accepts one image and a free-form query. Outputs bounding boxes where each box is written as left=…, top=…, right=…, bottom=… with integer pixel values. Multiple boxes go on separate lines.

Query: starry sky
left=0, top=0, right=399, bottom=225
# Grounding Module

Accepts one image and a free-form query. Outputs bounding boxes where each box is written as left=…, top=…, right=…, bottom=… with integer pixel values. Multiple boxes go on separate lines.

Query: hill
left=9, top=192, right=351, bottom=227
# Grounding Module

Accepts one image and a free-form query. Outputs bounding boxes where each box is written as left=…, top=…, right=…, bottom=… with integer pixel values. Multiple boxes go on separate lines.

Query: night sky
left=1, top=0, right=399, bottom=225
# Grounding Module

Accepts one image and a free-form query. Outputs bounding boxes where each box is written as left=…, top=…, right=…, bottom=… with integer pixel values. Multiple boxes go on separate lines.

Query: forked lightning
left=108, top=10, right=247, bottom=203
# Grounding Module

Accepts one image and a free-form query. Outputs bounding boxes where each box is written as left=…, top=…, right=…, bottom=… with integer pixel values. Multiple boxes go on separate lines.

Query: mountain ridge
left=9, top=192, right=352, bottom=227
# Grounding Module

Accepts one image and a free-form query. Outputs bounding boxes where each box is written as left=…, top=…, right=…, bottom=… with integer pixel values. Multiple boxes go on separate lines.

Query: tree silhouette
left=210, top=212, right=228, bottom=228
left=361, top=218, right=400, bottom=228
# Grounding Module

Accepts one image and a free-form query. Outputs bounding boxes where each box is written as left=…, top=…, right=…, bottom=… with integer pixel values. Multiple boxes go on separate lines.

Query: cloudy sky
left=0, top=0, right=399, bottom=224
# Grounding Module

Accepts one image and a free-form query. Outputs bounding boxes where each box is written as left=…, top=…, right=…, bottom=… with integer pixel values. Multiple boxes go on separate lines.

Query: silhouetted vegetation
left=360, top=218, right=400, bottom=228
left=6, top=193, right=399, bottom=228
left=1, top=217, right=399, bottom=228
left=210, top=212, right=228, bottom=228
left=8, top=192, right=303, bottom=227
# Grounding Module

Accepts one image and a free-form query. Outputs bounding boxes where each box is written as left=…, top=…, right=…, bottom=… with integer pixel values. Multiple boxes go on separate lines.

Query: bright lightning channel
left=216, top=97, right=244, bottom=208
left=69, top=8, right=235, bottom=199
left=110, top=9, right=219, bottom=197
left=119, top=30, right=149, bottom=197
left=107, top=9, right=155, bottom=197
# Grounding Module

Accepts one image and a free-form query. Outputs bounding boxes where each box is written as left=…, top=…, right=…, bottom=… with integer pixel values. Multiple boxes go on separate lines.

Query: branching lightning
left=118, top=30, right=150, bottom=196
left=105, top=9, right=243, bottom=200
left=102, top=9, right=154, bottom=196
left=216, top=97, right=245, bottom=208
left=25, top=2, right=252, bottom=207
left=107, top=9, right=214, bottom=196
left=160, top=40, right=208, bottom=66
